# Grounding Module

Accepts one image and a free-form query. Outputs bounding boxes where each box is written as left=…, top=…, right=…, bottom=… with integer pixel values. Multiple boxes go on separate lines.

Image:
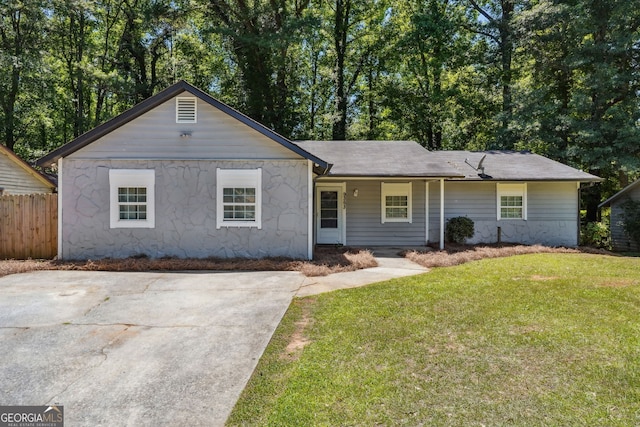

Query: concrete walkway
left=297, top=247, right=429, bottom=297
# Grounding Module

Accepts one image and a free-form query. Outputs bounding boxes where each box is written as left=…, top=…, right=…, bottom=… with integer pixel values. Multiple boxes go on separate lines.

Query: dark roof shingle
left=429, top=151, right=602, bottom=182
left=296, top=143, right=601, bottom=182
left=295, top=141, right=463, bottom=177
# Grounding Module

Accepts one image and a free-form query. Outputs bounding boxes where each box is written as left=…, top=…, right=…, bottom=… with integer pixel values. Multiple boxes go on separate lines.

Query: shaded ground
left=0, top=246, right=377, bottom=279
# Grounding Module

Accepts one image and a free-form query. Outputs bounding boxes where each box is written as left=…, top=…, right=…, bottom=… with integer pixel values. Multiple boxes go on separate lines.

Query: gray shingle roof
left=296, top=143, right=601, bottom=182
left=429, top=151, right=602, bottom=182
left=599, top=179, right=640, bottom=207
left=295, top=141, right=464, bottom=177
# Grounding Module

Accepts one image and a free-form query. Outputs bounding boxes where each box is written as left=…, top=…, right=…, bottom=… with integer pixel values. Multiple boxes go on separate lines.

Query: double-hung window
left=216, top=168, right=262, bottom=229
left=381, top=182, right=412, bottom=223
left=109, top=169, right=155, bottom=228
left=497, top=183, right=527, bottom=220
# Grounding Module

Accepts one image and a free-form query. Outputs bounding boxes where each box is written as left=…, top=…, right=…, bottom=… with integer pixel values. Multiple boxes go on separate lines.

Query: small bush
left=580, top=221, right=611, bottom=249
left=445, top=216, right=475, bottom=243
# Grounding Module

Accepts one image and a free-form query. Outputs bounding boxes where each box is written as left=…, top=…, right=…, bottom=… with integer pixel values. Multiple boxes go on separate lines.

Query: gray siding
left=428, top=181, right=580, bottom=247
left=528, top=182, right=578, bottom=221
left=344, top=180, right=427, bottom=246
left=610, top=186, right=640, bottom=252
left=61, top=159, right=310, bottom=259
left=68, top=95, right=300, bottom=160
left=0, top=152, right=53, bottom=194
left=343, top=180, right=579, bottom=247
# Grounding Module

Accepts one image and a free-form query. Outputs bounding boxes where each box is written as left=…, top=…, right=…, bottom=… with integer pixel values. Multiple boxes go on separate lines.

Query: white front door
left=316, top=184, right=345, bottom=245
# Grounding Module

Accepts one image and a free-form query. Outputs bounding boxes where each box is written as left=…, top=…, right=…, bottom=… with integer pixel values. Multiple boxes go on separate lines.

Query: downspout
left=440, top=178, right=445, bottom=250
left=577, top=182, right=581, bottom=247
left=307, top=160, right=314, bottom=260
left=425, top=181, right=429, bottom=245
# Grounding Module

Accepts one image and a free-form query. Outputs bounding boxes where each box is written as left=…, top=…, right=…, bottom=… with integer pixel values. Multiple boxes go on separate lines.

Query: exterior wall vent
left=176, top=97, right=197, bottom=123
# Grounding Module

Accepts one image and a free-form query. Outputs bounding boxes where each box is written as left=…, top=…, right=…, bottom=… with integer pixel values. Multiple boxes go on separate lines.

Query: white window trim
left=497, top=183, right=527, bottom=220
left=176, top=96, right=197, bottom=123
left=216, top=168, right=262, bottom=229
left=381, top=182, right=412, bottom=223
left=109, top=169, right=155, bottom=229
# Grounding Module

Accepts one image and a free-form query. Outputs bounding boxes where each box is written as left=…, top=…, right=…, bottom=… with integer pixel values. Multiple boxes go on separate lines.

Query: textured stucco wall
left=61, top=159, right=310, bottom=259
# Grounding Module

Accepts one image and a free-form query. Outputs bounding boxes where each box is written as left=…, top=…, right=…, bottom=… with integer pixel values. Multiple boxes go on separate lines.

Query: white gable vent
left=176, top=97, right=197, bottom=123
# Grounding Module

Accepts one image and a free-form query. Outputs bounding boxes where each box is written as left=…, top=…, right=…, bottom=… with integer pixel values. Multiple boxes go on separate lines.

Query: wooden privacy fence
left=0, top=193, right=57, bottom=259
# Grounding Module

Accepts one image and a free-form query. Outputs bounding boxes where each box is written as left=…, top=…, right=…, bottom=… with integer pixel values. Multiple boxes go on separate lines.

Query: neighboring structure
left=297, top=142, right=601, bottom=248
left=38, top=81, right=601, bottom=260
left=599, top=179, right=640, bottom=252
left=0, top=144, right=55, bottom=195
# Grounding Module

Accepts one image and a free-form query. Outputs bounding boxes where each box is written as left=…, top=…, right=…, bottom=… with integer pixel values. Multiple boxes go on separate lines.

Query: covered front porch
left=314, top=178, right=448, bottom=250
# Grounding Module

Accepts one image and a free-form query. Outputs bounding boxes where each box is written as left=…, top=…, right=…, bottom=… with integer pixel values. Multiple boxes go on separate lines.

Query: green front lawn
left=228, top=253, right=640, bottom=426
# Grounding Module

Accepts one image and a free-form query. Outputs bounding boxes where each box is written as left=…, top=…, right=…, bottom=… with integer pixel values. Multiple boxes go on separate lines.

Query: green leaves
left=0, top=0, right=638, bottom=198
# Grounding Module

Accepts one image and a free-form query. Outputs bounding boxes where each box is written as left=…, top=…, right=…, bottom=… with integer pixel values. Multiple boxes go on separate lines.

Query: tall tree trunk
left=332, top=0, right=349, bottom=140
left=467, top=0, right=516, bottom=147
left=367, top=67, right=376, bottom=139
left=432, top=64, right=443, bottom=150
left=499, top=0, right=513, bottom=135
left=2, top=67, right=19, bottom=150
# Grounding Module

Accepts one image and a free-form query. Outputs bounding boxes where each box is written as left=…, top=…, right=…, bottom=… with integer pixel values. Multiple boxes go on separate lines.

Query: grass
left=0, top=246, right=377, bottom=279
left=227, top=253, right=640, bottom=426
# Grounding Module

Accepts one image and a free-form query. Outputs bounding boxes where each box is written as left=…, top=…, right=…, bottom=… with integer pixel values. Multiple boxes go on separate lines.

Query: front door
left=316, top=184, right=345, bottom=245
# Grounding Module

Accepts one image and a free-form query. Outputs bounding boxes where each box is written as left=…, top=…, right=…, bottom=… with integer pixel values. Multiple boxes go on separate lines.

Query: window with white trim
left=497, top=183, right=527, bottom=220
left=109, top=169, right=155, bottom=228
left=381, top=182, right=412, bottom=223
left=216, top=168, right=262, bottom=229
left=176, top=97, right=197, bottom=123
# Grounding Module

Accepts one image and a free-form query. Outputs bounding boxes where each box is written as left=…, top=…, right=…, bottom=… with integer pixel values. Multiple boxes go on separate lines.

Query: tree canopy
left=1, top=0, right=639, bottom=205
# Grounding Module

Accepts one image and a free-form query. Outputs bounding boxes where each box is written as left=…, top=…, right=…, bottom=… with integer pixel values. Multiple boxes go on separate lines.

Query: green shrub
left=446, top=216, right=475, bottom=243
left=580, top=221, right=611, bottom=249
left=620, top=199, right=640, bottom=248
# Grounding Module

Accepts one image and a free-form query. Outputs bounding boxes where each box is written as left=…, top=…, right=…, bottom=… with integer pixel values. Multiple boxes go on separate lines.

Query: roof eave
left=183, top=84, right=330, bottom=169
left=36, top=81, right=331, bottom=170
left=1, top=145, right=56, bottom=188
left=598, top=179, right=640, bottom=208
left=320, top=173, right=465, bottom=179
left=37, top=82, right=193, bottom=167
left=453, top=177, right=603, bottom=182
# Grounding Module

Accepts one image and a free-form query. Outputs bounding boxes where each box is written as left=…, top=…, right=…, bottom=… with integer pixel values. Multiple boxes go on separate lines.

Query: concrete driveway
left=0, top=270, right=304, bottom=426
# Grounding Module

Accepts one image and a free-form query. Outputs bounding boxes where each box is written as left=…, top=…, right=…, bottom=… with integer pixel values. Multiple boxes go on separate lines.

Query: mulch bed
left=0, top=246, right=377, bottom=278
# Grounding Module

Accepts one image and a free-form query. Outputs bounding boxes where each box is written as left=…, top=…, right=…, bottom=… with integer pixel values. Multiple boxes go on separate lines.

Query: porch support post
left=440, top=178, right=445, bottom=250
left=425, top=181, right=429, bottom=245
